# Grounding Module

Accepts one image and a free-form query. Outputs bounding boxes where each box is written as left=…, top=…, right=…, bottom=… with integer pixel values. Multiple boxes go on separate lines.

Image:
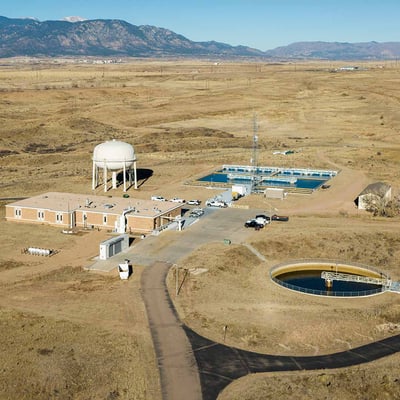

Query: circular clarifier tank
left=270, top=260, right=390, bottom=297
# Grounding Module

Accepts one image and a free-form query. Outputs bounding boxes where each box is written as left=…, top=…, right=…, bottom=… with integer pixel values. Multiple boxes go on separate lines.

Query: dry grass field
left=0, top=58, right=400, bottom=399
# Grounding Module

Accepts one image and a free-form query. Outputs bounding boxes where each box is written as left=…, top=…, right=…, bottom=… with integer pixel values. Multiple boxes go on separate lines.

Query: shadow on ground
left=116, top=168, right=153, bottom=189
left=183, top=325, right=400, bottom=400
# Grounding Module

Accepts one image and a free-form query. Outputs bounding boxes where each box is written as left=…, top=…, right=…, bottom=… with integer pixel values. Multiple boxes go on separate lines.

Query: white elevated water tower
left=92, top=139, right=138, bottom=192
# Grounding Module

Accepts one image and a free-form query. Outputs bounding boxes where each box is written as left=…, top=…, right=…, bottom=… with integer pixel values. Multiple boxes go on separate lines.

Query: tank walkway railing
left=227, top=173, right=297, bottom=185
left=223, top=164, right=273, bottom=174
left=271, top=276, right=384, bottom=297
left=227, top=173, right=255, bottom=181
left=321, top=271, right=391, bottom=289
left=271, top=259, right=396, bottom=297
left=263, top=176, right=297, bottom=184
left=222, top=164, right=338, bottom=177
left=272, top=258, right=389, bottom=276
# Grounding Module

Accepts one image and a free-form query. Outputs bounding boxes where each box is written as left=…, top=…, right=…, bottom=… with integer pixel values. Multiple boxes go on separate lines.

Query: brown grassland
left=0, top=58, right=400, bottom=399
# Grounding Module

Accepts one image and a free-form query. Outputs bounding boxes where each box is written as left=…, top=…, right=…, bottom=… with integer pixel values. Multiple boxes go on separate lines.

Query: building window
left=56, top=213, right=63, bottom=223
left=103, top=214, right=107, bottom=225
left=15, top=208, right=22, bottom=218
left=37, top=210, right=45, bottom=221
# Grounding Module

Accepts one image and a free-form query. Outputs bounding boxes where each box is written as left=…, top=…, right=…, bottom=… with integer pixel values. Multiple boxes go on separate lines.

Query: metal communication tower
left=251, top=114, right=259, bottom=190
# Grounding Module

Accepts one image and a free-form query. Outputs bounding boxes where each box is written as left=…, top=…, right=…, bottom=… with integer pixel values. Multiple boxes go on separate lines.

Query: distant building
left=5, top=192, right=183, bottom=234
left=355, top=182, right=392, bottom=210
left=338, top=66, right=359, bottom=71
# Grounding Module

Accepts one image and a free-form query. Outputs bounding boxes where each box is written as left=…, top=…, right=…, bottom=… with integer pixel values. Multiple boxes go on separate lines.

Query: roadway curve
left=184, top=325, right=400, bottom=400
left=142, top=261, right=400, bottom=400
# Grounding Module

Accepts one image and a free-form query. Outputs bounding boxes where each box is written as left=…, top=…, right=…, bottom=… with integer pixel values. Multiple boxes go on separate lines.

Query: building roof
left=6, top=192, right=182, bottom=218
left=358, top=182, right=391, bottom=197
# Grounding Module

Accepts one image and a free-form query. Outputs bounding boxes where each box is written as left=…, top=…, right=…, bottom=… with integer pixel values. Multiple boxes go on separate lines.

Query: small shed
left=264, top=187, right=286, bottom=200
left=99, top=234, right=129, bottom=260
left=355, top=182, right=392, bottom=210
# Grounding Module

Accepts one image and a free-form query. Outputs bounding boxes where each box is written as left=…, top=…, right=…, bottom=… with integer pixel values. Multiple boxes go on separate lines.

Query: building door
left=56, top=213, right=63, bottom=224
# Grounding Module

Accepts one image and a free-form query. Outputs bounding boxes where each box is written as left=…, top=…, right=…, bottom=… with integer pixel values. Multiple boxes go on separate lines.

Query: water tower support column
left=103, top=164, right=108, bottom=192
left=123, top=163, right=127, bottom=192
left=112, top=171, right=118, bottom=189
left=92, top=160, right=97, bottom=190
left=134, top=161, right=138, bottom=190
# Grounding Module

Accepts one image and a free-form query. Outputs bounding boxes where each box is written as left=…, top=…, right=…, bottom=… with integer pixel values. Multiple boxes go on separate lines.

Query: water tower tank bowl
left=93, top=140, right=136, bottom=170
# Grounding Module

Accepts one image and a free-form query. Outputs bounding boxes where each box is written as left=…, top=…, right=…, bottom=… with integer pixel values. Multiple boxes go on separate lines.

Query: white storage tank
left=93, top=140, right=136, bottom=170
left=92, top=139, right=138, bottom=192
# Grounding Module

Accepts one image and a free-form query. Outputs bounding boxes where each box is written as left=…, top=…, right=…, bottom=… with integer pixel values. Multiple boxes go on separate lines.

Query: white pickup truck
left=205, top=199, right=227, bottom=208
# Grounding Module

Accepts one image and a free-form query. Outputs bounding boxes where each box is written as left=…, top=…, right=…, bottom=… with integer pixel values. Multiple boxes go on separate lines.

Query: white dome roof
left=93, top=140, right=136, bottom=170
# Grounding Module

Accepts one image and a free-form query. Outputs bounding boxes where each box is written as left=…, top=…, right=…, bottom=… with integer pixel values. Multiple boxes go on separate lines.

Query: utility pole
left=174, top=264, right=189, bottom=296
left=174, top=264, right=179, bottom=296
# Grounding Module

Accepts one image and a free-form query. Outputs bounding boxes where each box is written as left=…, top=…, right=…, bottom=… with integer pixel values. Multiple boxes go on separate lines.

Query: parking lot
left=128, top=206, right=265, bottom=267
left=86, top=204, right=272, bottom=272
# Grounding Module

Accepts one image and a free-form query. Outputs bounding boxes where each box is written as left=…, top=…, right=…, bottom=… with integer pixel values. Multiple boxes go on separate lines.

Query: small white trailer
left=232, top=184, right=251, bottom=200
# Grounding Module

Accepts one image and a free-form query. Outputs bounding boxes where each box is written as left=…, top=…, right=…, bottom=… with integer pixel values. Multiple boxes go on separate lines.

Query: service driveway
left=127, top=206, right=264, bottom=266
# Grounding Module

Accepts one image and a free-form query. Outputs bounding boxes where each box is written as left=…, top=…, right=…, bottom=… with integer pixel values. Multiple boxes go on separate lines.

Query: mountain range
left=0, top=16, right=399, bottom=60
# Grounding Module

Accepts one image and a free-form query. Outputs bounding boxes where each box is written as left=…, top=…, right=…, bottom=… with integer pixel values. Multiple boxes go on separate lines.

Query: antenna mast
left=252, top=114, right=259, bottom=190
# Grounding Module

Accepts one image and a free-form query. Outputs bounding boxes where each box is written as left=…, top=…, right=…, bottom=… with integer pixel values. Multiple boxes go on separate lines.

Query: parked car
left=244, top=219, right=264, bottom=229
left=255, top=216, right=270, bottom=225
left=205, top=199, right=227, bottom=208
left=170, top=197, right=186, bottom=203
left=189, top=208, right=204, bottom=217
left=255, top=214, right=270, bottom=222
left=151, top=195, right=166, bottom=202
left=187, top=199, right=201, bottom=205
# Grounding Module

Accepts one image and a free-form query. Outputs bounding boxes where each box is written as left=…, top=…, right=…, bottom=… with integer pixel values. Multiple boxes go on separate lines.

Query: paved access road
left=137, top=207, right=261, bottom=400
left=141, top=261, right=202, bottom=400
left=132, top=207, right=400, bottom=400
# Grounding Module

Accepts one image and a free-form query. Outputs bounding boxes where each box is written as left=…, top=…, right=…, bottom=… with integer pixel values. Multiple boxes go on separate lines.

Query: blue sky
left=1, top=0, right=399, bottom=50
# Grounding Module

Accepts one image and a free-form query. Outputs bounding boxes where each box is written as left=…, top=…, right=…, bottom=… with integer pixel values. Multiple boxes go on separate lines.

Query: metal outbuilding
left=99, top=234, right=129, bottom=260
left=355, top=182, right=392, bottom=210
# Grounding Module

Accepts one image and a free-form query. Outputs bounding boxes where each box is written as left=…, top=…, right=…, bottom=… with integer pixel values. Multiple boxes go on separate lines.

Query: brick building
left=5, top=192, right=183, bottom=234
